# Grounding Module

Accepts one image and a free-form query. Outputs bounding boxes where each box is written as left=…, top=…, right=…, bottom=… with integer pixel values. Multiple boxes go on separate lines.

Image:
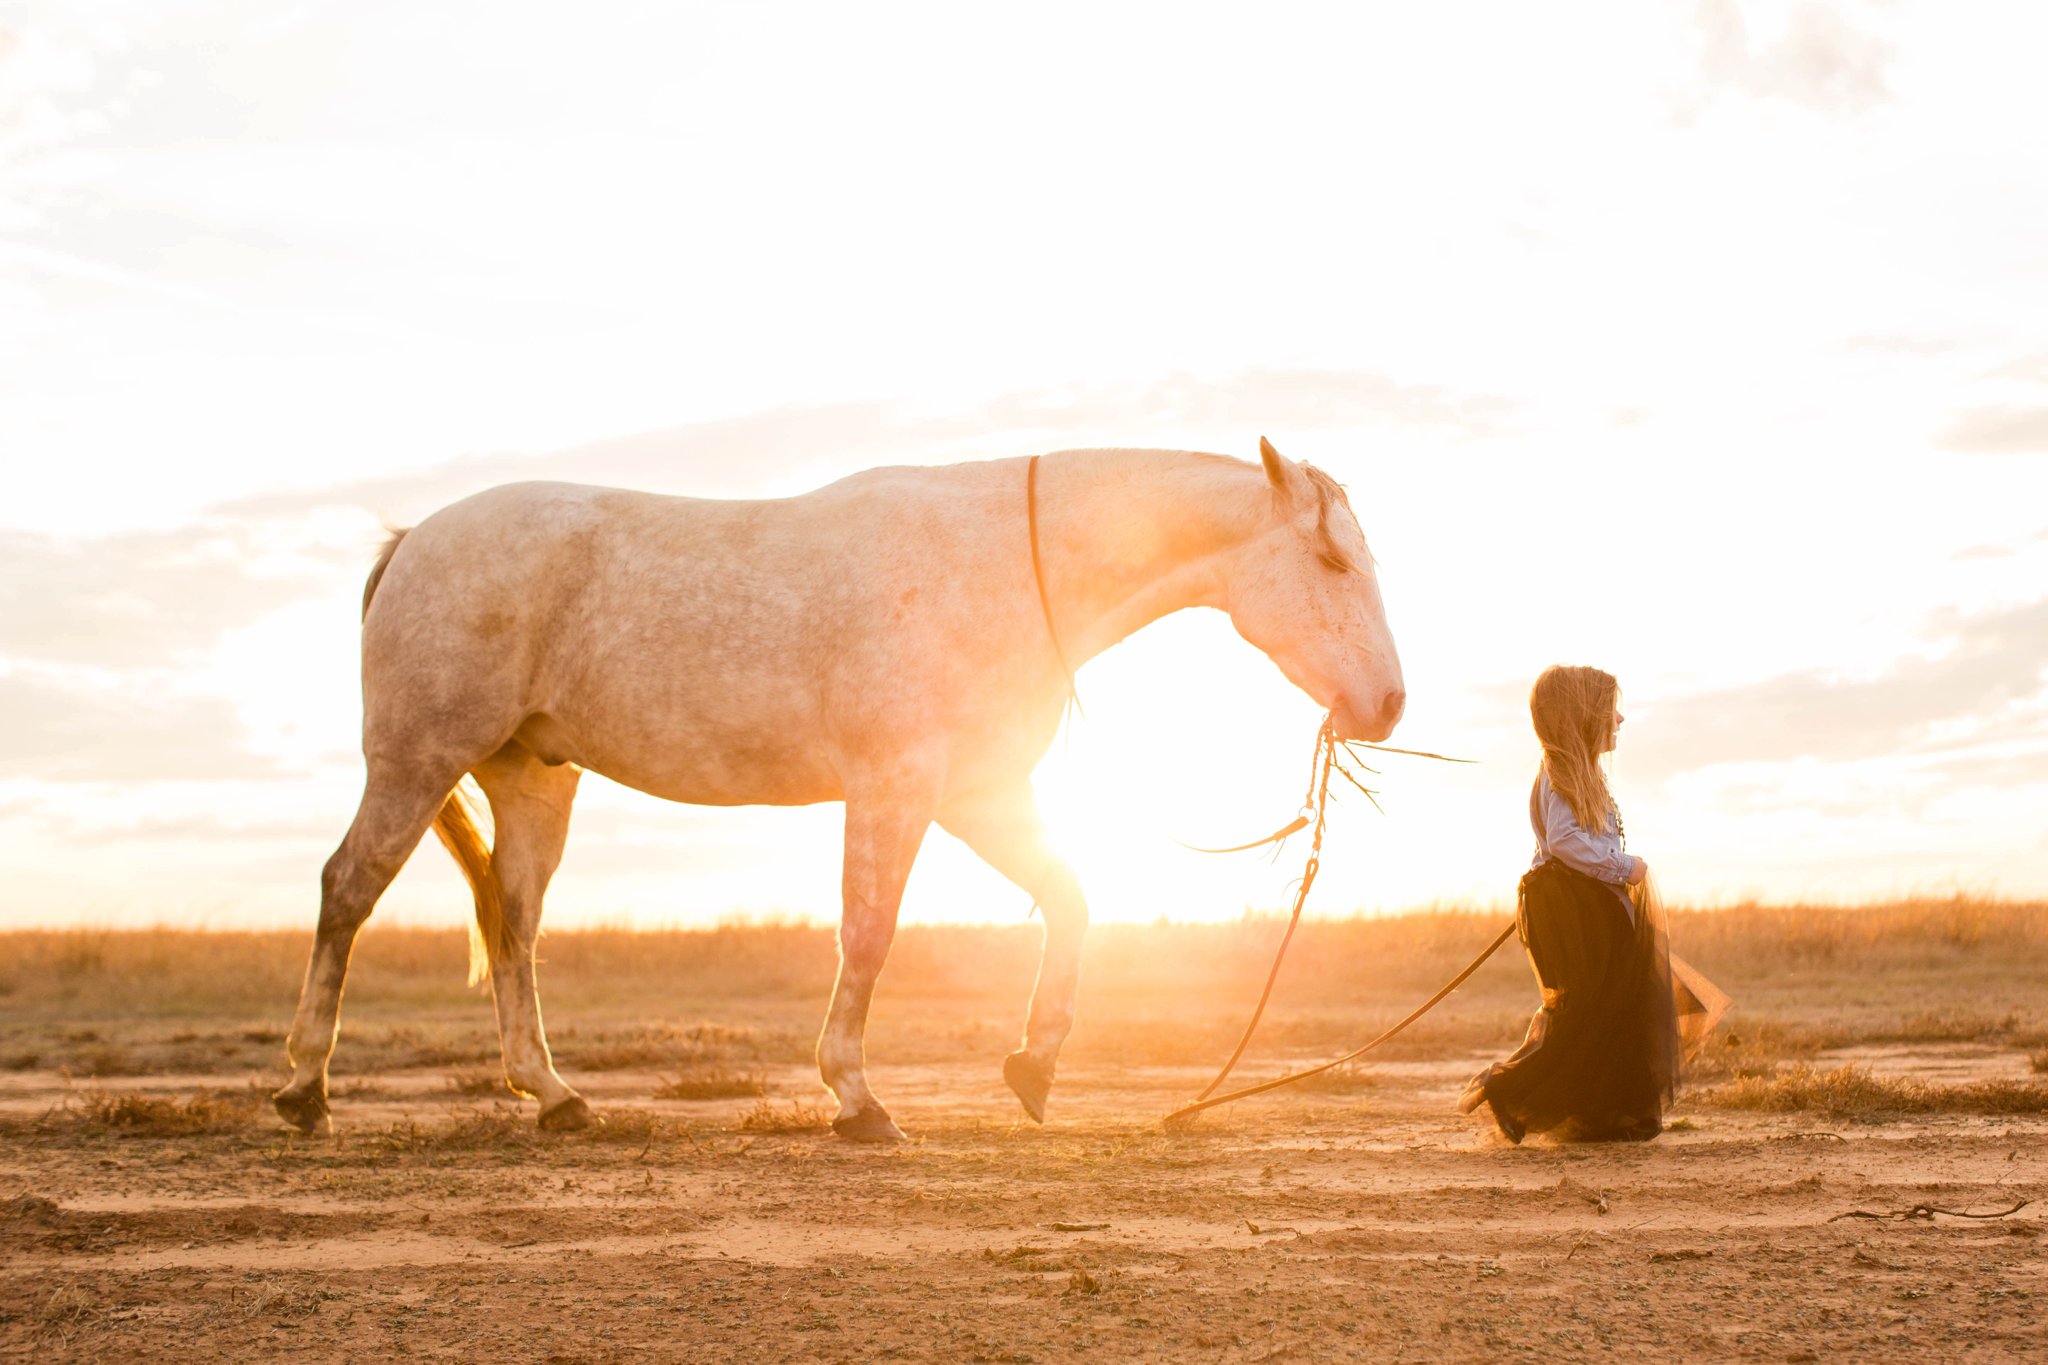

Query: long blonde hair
left=1530, top=664, right=1620, bottom=832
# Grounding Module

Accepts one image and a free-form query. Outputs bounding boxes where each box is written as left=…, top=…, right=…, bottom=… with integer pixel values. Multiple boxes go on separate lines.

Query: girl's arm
left=1538, top=782, right=1643, bottom=885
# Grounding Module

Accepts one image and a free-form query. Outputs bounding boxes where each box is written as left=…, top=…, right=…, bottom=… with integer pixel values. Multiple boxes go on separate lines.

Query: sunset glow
left=2, top=1, right=2045, bottom=933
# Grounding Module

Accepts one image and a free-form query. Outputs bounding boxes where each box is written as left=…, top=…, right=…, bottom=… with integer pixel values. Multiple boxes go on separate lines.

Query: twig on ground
left=1827, top=1199, right=2030, bottom=1224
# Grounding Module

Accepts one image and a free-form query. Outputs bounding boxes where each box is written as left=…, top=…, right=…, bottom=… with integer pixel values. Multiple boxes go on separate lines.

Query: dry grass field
left=4, top=899, right=2046, bottom=1361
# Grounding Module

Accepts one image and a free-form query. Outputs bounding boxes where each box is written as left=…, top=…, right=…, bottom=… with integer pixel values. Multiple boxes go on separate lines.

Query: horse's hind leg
left=275, top=760, right=463, bottom=1132
left=818, top=778, right=940, bottom=1142
left=471, top=743, right=588, bottom=1130
left=938, top=783, right=1088, bottom=1123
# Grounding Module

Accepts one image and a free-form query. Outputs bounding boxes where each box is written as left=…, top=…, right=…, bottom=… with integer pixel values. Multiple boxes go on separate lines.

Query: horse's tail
left=362, top=527, right=407, bottom=619
left=362, top=527, right=507, bottom=987
left=433, top=785, right=505, bottom=988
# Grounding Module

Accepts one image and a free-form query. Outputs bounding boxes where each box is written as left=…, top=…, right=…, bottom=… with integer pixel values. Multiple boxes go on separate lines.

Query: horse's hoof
left=1003, top=1051, right=1053, bottom=1124
left=831, top=1103, right=906, bottom=1144
left=538, top=1095, right=594, bottom=1132
left=272, top=1087, right=331, bottom=1135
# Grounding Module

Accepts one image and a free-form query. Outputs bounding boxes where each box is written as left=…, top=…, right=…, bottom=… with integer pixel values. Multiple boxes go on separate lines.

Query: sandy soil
left=4, top=1044, right=2044, bottom=1362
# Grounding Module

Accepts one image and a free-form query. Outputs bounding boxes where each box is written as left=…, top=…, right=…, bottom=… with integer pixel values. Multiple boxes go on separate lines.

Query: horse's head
left=1223, top=438, right=1405, bottom=742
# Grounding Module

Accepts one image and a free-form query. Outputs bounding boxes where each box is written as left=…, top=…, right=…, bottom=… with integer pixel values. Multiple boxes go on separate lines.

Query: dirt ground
left=3, top=914, right=2045, bottom=1361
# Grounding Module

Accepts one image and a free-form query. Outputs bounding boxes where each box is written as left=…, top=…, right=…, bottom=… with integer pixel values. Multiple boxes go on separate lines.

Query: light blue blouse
left=1529, top=770, right=1641, bottom=886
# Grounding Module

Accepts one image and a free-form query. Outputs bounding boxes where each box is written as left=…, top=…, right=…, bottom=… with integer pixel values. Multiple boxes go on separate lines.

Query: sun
left=1023, top=629, right=1335, bottom=924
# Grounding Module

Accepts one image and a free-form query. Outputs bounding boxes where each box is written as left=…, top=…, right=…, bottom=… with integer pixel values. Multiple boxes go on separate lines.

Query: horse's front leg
left=938, top=782, right=1088, bottom=1123
left=819, top=772, right=940, bottom=1142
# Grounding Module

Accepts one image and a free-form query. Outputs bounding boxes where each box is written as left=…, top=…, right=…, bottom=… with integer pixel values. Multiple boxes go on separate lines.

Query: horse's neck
left=1038, top=450, right=1263, bottom=666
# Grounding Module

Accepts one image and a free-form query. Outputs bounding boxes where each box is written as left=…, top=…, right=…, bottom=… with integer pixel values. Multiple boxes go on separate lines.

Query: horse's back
left=359, top=467, right=1038, bottom=803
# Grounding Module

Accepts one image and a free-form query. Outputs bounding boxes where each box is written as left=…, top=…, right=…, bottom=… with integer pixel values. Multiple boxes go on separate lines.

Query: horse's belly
left=604, top=759, right=842, bottom=808
left=514, top=710, right=842, bottom=807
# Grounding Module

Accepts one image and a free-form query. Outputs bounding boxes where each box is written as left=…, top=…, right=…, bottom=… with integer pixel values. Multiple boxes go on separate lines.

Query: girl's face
left=1603, top=706, right=1624, bottom=754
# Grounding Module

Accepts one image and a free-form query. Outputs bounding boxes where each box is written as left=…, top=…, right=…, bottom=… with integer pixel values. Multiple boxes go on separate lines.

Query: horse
left=273, top=439, right=1405, bottom=1142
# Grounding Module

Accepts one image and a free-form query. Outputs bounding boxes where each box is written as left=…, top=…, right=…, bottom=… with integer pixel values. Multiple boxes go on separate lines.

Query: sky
left=1, top=0, right=2044, bottom=934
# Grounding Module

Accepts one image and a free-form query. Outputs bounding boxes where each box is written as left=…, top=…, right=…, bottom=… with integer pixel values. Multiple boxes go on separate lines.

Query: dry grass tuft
left=1852, top=1009, right=2027, bottom=1046
left=69, top=1045, right=150, bottom=1078
left=2031, top=1050, right=2048, bottom=1075
left=566, top=1039, right=679, bottom=1072
left=557, top=1022, right=787, bottom=1072
left=366, top=1109, right=527, bottom=1152
left=36, top=1282, right=100, bottom=1340
left=222, top=1284, right=325, bottom=1322
left=443, top=1068, right=512, bottom=1097
left=654, top=1067, right=767, bottom=1101
left=75, top=1087, right=263, bottom=1135
left=737, top=1098, right=831, bottom=1134
left=1684, top=1022, right=1818, bottom=1083
left=581, top=1107, right=694, bottom=1144
left=354, top=1105, right=698, bottom=1151
left=0, top=898, right=2041, bottom=1068
left=4, top=1193, right=62, bottom=1222
left=1700, top=1065, right=2048, bottom=1117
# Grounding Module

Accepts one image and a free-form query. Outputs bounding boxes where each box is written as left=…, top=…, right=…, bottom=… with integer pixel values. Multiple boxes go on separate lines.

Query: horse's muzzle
left=1331, top=688, right=1405, bottom=743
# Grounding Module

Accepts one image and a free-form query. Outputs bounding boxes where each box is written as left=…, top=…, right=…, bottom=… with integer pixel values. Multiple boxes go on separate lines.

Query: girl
left=1459, top=665, right=1684, bottom=1144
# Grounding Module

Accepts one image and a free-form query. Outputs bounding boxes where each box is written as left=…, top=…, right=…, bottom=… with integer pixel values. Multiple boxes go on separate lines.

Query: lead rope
left=1166, top=722, right=1503, bottom=1126
left=1164, top=917, right=1516, bottom=1124
left=1184, top=718, right=1337, bottom=1105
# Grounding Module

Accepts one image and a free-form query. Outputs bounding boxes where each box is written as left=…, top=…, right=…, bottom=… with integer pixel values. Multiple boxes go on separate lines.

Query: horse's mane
left=1186, top=448, right=1363, bottom=572
left=1300, top=463, right=1364, bottom=572
left=1054, top=446, right=1364, bottom=571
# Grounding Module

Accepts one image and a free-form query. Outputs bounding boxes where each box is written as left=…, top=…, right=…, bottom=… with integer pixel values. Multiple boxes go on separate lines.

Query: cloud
left=1626, top=597, right=2048, bottom=778
left=0, top=17, right=108, bottom=232
left=46, top=811, right=336, bottom=848
left=0, top=521, right=344, bottom=669
left=1910, top=739, right=2048, bottom=793
left=0, top=669, right=287, bottom=782
left=214, top=401, right=907, bottom=522
left=1690, top=0, right=1892, bottom=114
left=1951, top=527, right=2048, bottom=562
left=1842, top=332, right=1962, bottom=357
left=1938, top=406, right=2048, bottom=455
left=1951, top=543, right=2017, bottom=563
left=219, top=367, right=1517, bottom=524
left=974, top=369, right=1517, bottom=441
left=1988, top=354, right=2048, bottom=386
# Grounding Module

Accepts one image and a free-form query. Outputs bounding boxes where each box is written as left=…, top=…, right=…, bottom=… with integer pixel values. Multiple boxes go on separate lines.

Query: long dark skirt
left=1461, top=859, right=1680, bottom=1143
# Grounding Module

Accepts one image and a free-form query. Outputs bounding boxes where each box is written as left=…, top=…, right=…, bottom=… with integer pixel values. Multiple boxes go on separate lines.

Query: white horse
left=274, top=440, right=1404, bottom=1141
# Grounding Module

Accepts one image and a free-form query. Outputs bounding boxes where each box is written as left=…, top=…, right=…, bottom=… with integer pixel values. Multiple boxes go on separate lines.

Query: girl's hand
left=1627, top=858, right=1649, bottom=886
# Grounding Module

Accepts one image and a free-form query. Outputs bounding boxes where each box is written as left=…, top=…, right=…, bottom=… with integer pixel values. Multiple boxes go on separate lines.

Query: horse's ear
left=1259, top=436, right=1299, bottom=504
